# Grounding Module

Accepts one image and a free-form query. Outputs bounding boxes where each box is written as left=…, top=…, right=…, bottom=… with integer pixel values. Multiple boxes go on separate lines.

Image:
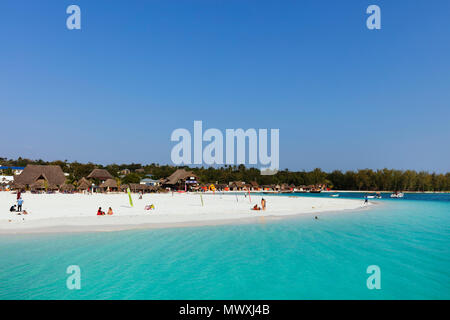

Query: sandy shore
left=0, top=192, right=369, bottom=234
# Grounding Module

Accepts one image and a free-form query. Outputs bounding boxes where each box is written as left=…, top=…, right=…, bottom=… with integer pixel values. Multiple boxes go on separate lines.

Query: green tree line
left=1, top=157, right=449, bottom=191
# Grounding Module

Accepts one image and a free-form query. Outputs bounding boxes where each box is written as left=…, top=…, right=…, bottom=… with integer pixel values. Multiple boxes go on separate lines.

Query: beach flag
left=127, top=187, right=133, bottom=207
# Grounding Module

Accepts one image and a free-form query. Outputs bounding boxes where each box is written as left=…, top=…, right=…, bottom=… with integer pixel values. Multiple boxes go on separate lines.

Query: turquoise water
left=0, top=194, right=449, bottom=299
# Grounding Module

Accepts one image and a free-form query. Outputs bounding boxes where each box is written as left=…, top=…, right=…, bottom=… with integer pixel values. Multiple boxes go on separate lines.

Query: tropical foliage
left=1, top=157, right=449, bottom=191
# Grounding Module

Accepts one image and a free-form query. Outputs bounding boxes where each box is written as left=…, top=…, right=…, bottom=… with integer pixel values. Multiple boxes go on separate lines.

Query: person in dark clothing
left=10, top=205, right=16, bottom=212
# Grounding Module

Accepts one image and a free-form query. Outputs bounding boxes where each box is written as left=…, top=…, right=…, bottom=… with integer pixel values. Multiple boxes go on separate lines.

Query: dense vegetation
left=1, top=157, right=449, bottom=191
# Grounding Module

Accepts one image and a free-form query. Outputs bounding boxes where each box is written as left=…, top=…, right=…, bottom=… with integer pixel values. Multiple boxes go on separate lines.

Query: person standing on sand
left=17, top=197, right=24, bottom=212
left=261, top=198, right=266, bottom=210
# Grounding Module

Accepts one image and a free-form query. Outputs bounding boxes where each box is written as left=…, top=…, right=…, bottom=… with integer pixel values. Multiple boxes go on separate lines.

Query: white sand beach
left=0, top=192, right=368, bottom=234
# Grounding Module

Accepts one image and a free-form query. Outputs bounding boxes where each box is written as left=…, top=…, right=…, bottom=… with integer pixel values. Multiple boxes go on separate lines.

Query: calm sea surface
left=0, top=193, right=449, bottom=299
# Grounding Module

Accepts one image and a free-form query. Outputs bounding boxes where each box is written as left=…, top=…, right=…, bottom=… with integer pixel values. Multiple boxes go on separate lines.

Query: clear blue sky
left=1, top=0, right=449, bottom=172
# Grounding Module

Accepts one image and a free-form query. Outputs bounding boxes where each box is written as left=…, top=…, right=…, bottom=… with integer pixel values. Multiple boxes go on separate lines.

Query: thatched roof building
left=100, top=179, right=118, bottom=189
left=13, top=165, right=66, bottom=189
left=77, top=177, right=91, bottom=190
left=163, top=169, right=198, bottom=185
left=30, top=180, right=58, bottom=190
left=162, top=169, right=198, bottom=191
left=60, top=183, right=75, bottom=192
left=229, top=181, right=246, bottom=191
left=87, top=169, right=113, bottom=181
left=10, top=181, right=26, bottom=190
left=127, top=183, right=158, bottom=193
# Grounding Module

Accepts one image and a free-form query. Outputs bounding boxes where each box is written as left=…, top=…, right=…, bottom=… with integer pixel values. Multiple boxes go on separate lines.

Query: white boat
left=367, top=195, right=375, bottom=199
left=390, top=192, right=404, bottom=198
left=330, top=194, right=339, bottom=197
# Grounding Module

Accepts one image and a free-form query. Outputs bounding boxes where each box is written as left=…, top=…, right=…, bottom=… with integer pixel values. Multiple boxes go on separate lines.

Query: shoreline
left=0, top=193, right=371, bottom=235
left=0, top=205, right=373, bottom=235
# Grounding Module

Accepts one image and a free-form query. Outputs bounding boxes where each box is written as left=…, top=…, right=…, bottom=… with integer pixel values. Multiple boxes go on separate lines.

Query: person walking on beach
left=364, top=195, right=368, bottom=205
left=261, top=198, right=266, bottom=210
left=17, top=197, right=24, bottom=212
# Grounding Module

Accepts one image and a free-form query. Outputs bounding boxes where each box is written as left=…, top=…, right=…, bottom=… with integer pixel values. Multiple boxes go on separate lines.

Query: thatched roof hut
left=129, top=183, right=145, bottom=191
left=229, top=181, right=246, bottom=190
left=14, top=165, right=66, bottom=188
left=30, top=180, right=58, bottom=190
left=77, top=177, right=91, bottom=190
left=87, top=169, right=113, bottom=181
left=120, top=184, right=129, bottom=192
left=100, top=179, right=118, bottom=189
left=163, top=169, right=198, bottom=185
left=60, top=183, right=75, bottom=192
left=10, top=181, right=26, bottom=190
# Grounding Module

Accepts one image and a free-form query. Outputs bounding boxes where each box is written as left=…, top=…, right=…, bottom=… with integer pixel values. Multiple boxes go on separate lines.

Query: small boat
left=309, top=190, right=321, bottom=193
left=367, top=195, right=375, bottom=199
left=330, top=194, right=339, bottom=197
left=390, top=192, right=404, bottom=198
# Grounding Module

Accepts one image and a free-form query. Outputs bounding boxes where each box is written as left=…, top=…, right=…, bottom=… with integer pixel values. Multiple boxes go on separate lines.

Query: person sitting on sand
left=252, top=204, right=261, bottom=211
left=97, top=207, right=105, bottom=216
left=10, top=205, right=16, bottom=212
left=107, top=207, right=113, bottom=215
left=144, top=204, right=155, bottom=210
left=23, top=210, right=29, bottom=215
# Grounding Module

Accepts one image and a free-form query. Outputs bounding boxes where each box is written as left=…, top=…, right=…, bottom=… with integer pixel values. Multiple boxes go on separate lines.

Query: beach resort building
left=12, top=165, right=66, bottom=191
left=229, top=181, right=247, bottom=191
left=76, top=177, right=91, bottom=191
left=60, top=183, right=75, bottom=193
left=162, top=169, right=199, bottom=191
left=100, top=179, right=119, bottom=192
left=119, top=169, right=131, bottom=175
left=140, top=178, right=160, bottom=187
left=87, top=169, right=114, bottom=183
